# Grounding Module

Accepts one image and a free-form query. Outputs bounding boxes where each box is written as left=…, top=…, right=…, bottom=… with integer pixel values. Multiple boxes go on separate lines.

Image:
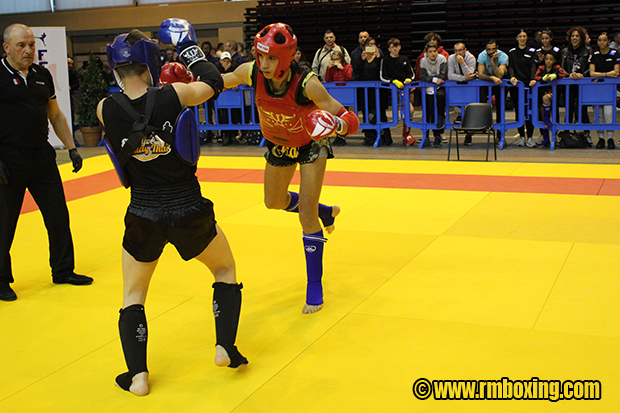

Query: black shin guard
left=117, top=304, right=148, bottom=390
left=212, top=282, right=247, bottom=368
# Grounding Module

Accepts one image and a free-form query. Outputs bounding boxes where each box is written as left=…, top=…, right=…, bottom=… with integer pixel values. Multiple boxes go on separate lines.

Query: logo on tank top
left=131, top=134, right=172, bottom=161
left=258, top=107, right=304, bottom=133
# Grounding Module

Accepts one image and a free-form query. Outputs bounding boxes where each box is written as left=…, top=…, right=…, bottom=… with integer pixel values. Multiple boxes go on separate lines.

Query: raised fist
left=159, top=18, right=198, bottom=49
left=306, top=110, right=340, bottom=140
left=160, top=62, right=194, bottom=85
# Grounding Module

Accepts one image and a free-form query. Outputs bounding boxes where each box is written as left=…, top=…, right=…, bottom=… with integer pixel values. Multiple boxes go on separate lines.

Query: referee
left=0, top=23, right=92, bottom=301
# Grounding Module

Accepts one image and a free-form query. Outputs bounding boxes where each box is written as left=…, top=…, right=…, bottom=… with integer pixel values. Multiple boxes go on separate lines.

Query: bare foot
left=324, top=206, right=340, bottom=234
left=302, top=303, right=324, bottom=314
left=215, top=345, right=248, bottom=371
left=115, top=372, right=149, bottom=396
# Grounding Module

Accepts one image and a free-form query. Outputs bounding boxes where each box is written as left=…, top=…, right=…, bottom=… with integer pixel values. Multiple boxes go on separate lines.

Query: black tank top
left=102, top=85, right=196, bottom=187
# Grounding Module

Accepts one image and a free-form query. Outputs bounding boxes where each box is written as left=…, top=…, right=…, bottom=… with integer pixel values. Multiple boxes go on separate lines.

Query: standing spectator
left=610, top=33, right=620, bottom=52
left=380, top=37, right=415, bottom=146
left=589, top=32, right=620, bottom=149
left=536, top=29, right=561, bottom=63
left=67, top=56, right=80, bottom=92
left=0, top=23, right=92, bottom=301
left=312, top=30, right=351, bottom=81
left=447, top=42, right=476, bottom=145
left=225, top=40, right=244, bottom=66
left=477, top=39, right=508, bottom=144
left=419, top=41, right=447, bottom=147
left=350, top=30, right=369, bottom=80
left=415, top=32, right=450, bottom=82
left=508, top=29, right=538, bottom=148
left=533, top=51, right=567, bottom=147
left=560, top=26, right=593, bottom=145
left=354, top=37, right=389, bottom=145
left=528, top=30, right=543, bottom=50
left=294, top=47, right=311, bottom=71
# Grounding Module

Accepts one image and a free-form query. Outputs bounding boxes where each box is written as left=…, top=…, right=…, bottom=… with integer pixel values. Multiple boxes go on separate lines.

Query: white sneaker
left=516, top=137, right=526, bottom=147
left=441, top=134, right=447, bottom=143
left=526, top=137, right=536, bottom=148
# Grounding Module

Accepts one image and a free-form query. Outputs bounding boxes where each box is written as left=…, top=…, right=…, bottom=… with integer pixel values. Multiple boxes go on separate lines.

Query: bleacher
left=244, top=0, right=620, bottom=59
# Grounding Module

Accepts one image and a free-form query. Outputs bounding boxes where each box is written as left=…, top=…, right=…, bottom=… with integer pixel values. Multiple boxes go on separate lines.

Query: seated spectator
left=533, top=51, right=567, bottom=147
left=215, top=42, right=225, bottom=58
left=165, top=46, right=181, bottom=63
left=225, top=40, right=245, bottom=66
left=325, top=50, right=353, bottom=82
left=589, top=32, right=620, bottom=149
left=215, top=52, right=241, bottom=146
left=419, top=41, right=448, bottom=147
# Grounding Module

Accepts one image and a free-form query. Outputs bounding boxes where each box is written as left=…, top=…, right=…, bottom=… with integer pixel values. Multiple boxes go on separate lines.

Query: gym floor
left=1, top=133, right=618, bottom=412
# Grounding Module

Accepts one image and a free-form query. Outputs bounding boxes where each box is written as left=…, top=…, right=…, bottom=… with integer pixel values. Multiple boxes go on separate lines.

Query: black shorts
left=264, top=138, right=334, bottom=167
left=122, top=199, right=217, bottom=262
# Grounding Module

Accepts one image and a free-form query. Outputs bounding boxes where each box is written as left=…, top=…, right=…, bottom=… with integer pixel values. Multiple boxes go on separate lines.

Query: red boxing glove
left=160, top=62, right=194, bottom=85
left=306, top=110, right=340, bottom=140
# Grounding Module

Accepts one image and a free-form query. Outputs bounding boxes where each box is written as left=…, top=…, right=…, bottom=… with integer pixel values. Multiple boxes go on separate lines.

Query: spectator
left=508, top=29, right=538, bottom=148
left=312, top=30, right=351, bottom=81
left=528, top=30, right=543, bottom=50
left=610, top=33, right=620, bottom=52
left=350, top=31, right=383, bottom=80
left=215, top=52, right=241, bottom=146
left=294, top=47, right=311, bottom=71
left=415, top=33, right=449, bottom=83
left=419, top=41, right=448, bottom=147
left=215, top=42, right=225, bottom=58
left=225, top=40, right=244, bottom=66
left=380, top=37, right=415, bottom=146
left=325, top=50, right=352, bottom=82
left=67, top=56, right=80, bottom=92
left=536, top=28, right=561, bottom=63
left=165, top=46, right=180, bottom=63
left=447, top=42, right=476, bottom=144
left=353, top=37, right=389, bottom=145
left=589, top=32, right=620, bottom=149
left=533, top=51, right=567, bottom=147
left=151, top=37, right=169, bottom=66
left=477, top=39, right=508, bottom=144
left=560, top=26, right=593, bottom=145
left=201, top=41, right=219, bottom=64
left=0, top=23, right=91, bottom=301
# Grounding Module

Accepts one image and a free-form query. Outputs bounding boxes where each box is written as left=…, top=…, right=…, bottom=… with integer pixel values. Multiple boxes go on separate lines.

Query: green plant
left=76, top=52, right=108, bottom=127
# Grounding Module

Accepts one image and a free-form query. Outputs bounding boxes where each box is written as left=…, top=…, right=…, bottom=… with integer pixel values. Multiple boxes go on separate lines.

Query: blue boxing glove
left=159, top=18, right=205, bottom=68
left=158, top=18, right=198, bottom=49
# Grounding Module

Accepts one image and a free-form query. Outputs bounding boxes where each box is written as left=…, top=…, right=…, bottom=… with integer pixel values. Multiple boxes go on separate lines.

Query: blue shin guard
left=303, top=230, right=327, bottom=306
left=542, top=104, right=552, bottom=128
left=286, top=191, right=335, bottom=229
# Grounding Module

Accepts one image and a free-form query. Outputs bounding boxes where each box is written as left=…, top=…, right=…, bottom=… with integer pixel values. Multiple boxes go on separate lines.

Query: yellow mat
left=1, top=156, right=618, bottom=412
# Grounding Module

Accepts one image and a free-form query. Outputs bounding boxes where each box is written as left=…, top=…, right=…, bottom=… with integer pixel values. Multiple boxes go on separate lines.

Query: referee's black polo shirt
left=0, top=58, right=55, bottom=149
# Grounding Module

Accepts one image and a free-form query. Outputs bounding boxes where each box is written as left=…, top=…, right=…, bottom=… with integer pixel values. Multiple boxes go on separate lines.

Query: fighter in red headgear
left=223, top=23, right=359, bottom=315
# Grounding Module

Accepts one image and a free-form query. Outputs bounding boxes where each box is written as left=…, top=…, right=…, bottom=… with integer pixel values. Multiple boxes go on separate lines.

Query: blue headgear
left=107, top=34, right=161, bottom=90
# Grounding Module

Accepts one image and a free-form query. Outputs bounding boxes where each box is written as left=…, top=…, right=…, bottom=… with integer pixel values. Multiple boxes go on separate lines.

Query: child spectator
left=419, top=41, right=447, bottom=147
left=533, top=52, right=567, bottom=147
left=325, top=50, right=353, bottom=82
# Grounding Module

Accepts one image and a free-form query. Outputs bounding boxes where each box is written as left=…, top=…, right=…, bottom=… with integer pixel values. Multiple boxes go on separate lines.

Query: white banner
left=32, top=27, right=71, bottom=148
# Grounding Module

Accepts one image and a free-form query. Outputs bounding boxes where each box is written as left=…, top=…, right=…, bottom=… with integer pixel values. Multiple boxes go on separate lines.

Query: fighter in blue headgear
left=107, top=34, right=162, bottom=90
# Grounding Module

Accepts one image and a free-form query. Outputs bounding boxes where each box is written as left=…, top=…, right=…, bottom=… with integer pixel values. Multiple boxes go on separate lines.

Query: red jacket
left=325, top=63, right=353, bottom=82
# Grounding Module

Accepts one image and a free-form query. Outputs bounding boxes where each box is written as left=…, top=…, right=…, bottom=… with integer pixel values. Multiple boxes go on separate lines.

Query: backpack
left=558, top=131, right=587, bottom=149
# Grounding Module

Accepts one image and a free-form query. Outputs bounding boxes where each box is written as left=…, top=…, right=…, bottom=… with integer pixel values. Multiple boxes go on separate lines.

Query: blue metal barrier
left=531, top=78, right=620, bottom=150
left=195, top=81, right=400, bottom=148
left=402, top=80, right=525, bottom=149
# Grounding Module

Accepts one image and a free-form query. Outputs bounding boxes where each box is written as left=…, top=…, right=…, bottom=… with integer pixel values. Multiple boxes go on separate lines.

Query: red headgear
left=254, top=23, right=297, bottom=80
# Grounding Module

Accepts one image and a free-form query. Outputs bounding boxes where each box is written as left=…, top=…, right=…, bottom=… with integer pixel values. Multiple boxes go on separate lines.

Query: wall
left=0, top=1, right=257, bottom=56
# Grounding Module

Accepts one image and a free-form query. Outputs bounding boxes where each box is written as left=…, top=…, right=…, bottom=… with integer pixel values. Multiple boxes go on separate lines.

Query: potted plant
left=76, top=52, right=108, bottom=146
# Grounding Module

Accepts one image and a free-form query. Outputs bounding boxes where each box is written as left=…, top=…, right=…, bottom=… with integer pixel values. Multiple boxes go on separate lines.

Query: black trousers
left=0, top=144, right=75, bottom=283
